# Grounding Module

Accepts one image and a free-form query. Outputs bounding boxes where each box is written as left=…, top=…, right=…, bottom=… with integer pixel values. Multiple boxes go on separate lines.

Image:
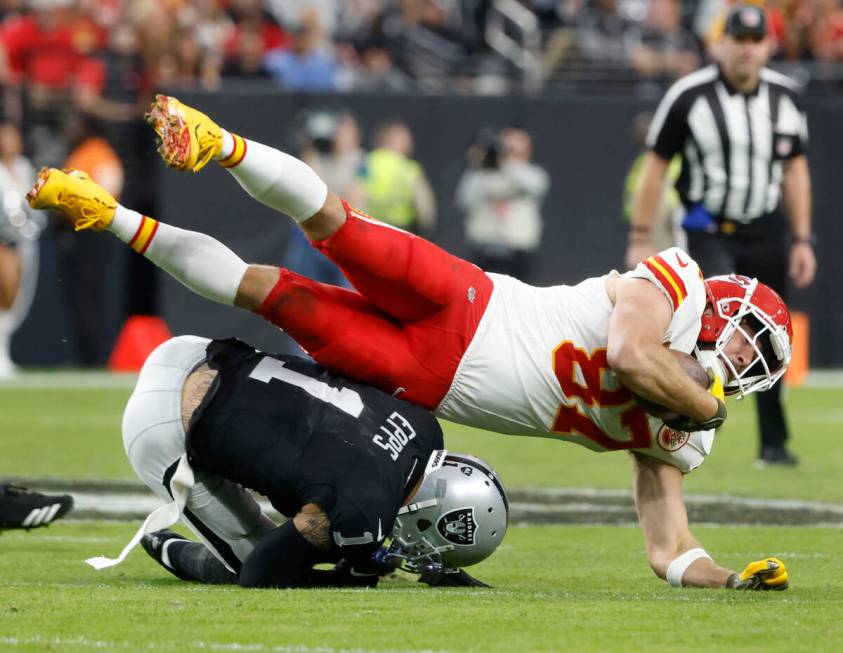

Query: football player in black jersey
left=88, top=336, right=508, bottom=589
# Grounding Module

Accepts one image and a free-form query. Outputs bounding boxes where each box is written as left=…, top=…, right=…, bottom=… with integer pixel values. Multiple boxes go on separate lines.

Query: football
left=633, top=350, right=709, bottom=420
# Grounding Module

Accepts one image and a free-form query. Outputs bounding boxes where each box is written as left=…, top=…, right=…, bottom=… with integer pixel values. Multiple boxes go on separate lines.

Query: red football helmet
left=697, top=275, right=793, bottom=398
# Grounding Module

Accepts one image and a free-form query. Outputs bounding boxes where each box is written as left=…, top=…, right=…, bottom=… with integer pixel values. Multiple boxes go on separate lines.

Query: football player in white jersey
left=27, top=96, right=792, bottom=591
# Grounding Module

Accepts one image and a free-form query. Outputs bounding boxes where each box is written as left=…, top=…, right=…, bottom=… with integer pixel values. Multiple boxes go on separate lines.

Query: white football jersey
left=436, top=247, right=714, bottom=473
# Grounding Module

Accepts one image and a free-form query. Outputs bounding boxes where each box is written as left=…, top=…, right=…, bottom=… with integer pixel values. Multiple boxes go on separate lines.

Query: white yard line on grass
left=802, top=370, right=843, bottom=388
left=4, top=488, right=840, bottom=526
left=0, top=371, right=138, bottom=391
left=2, top=370, right=843, bottom=392
left=6, top=534, right=115, bottom=544
left=515, top=487, right=843, bottom=513
left=0, top=636, right=456, bottom=653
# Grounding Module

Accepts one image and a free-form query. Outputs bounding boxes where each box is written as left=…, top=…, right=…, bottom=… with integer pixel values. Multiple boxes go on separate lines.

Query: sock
left=168, top=540, right=237, bottom=585
left=216, top=135, right=328, bottom=223
left=159, top=537, right=182, bottom=570
left=108, top=205, right=248, bottom=305
left=215, top=130, right=235, bottom=161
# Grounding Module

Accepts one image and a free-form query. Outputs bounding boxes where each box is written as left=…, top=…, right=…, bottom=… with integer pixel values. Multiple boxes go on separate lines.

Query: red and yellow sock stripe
left=128, top=215, right=159, bottom=255
left=219, top=133, right=247, bottom=168
left=644, top=254, right=687, bottom=311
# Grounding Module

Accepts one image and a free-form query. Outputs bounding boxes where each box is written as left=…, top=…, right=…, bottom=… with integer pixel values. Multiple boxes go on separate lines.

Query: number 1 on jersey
left=249, top=357, right=365, bottom=418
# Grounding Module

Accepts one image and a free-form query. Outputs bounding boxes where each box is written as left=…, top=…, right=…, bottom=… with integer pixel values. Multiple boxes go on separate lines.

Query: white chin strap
left=85, top=455, right=195, bottom=570
left=695, top=349, right=727, bottom=385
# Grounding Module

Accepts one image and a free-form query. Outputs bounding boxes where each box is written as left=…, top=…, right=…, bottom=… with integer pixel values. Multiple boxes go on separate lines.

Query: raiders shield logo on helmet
left=437, top=508, right=477, bottom=546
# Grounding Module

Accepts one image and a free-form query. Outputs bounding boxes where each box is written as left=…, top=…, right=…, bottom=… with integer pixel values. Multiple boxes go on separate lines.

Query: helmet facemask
left=385, top=450, right=508, bottom=574
left=707, top=278, right=792, bottom=398
left=387, top=498, right=457, bottom=574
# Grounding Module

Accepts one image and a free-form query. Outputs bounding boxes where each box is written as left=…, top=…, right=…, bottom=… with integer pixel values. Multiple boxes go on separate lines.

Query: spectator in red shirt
left=0, top=0, right=103, bottom=164
left=812, top=0, right=843, bottom=62
left=224, top=0, right=289, bottom=60
left=0, top=0, right=103, bottom=88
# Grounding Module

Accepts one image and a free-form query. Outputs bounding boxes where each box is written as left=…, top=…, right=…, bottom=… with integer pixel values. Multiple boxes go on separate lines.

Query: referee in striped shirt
left=626, top=4, right=816, bottom=467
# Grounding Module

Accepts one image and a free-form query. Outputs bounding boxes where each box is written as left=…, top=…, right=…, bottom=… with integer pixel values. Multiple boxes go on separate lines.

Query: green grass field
left=1, top=523, right=841, bottom=653
left=2, top=376, right=842, bottom=501
left=1, top=374, right=842, bottom=652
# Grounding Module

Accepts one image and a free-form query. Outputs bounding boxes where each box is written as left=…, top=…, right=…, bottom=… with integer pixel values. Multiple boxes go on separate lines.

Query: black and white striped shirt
left=647, top=64, right=808, bottom=223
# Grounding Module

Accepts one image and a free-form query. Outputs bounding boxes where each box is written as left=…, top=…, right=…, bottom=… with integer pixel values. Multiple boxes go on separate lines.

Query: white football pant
left=122, top=335, right=275, bottom=570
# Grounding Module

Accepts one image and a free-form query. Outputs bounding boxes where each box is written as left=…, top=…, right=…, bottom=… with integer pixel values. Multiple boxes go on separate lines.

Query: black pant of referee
left=685, top=211, right=795, bottom=466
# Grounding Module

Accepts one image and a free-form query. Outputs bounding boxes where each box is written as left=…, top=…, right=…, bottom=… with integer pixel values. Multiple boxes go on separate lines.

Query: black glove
left=664, top=397, right=727, bottom=432
left=418, top=568, right=491, bottom=588
left=326, top=559, right=379, bottom=588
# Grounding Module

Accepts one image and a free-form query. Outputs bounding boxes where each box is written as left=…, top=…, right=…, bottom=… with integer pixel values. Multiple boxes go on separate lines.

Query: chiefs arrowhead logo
left=657, top=425, right=691, bottom=452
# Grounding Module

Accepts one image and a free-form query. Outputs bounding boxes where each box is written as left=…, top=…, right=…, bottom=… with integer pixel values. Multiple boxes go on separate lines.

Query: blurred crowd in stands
left=0, top=0, right=839, bottom=171
left=1, top=0, right=842, bottom=111
left=0, top=0, right=839, bottom=370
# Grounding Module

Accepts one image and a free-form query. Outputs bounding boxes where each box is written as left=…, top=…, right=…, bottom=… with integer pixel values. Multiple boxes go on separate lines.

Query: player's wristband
left=666, top=548, right=712, bottom=587
left=792, top=234, right=816, bottom=246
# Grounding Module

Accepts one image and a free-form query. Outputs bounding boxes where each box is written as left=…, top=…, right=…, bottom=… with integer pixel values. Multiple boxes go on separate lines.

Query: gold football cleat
left=26, top=167, right=116, bottom=231
left=145, top=94, right=223, bottom=172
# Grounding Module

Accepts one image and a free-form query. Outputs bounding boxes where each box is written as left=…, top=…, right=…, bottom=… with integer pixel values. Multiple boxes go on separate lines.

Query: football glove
left=330, top=559, right=379, bottom=588
left=418, top=568, right=491, bottom=588
left=664, top=396, right=727, bottom=432
left=727, top=558, right=788, bottom=591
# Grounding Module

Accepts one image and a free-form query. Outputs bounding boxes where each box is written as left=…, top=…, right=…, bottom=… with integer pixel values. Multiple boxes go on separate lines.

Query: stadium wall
left=14, top=90, right=843, bottom=367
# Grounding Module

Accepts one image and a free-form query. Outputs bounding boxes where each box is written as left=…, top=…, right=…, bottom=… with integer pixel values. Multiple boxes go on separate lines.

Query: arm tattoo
left=181, top=364, right=218, bottom=431
left=298, top=510, right=331, bottom=550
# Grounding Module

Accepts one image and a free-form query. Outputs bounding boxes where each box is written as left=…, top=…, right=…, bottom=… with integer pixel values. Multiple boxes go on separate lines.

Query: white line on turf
left=4, top=490, right=841, bottom=527
left=0, top=636, right=456, bottom=653
left=8, top=534, right=115, bottom=543
left=0, top=414, right=118, bottom=427
left=0, top=371, right=138, bottom=391
left=515, top=487, right=843, bottom=513
left=2, top=370, right=842, bottom=391
left=802, top=370, right=843, bottom=388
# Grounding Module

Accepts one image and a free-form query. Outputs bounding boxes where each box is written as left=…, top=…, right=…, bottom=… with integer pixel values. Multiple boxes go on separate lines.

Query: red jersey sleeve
left=76, top=56, right=106, bottom=92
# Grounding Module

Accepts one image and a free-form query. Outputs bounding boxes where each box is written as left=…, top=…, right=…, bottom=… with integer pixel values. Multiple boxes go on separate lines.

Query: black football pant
left=685, top=211, right=791, bottom=454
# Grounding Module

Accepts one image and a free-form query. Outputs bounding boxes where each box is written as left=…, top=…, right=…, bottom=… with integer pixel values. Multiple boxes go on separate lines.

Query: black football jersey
left=186, top=338, right=443, bottom=562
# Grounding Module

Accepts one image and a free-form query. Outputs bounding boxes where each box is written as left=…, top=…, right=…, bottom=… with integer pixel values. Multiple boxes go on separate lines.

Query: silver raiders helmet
left=389, top=450, right=508, bottom=573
